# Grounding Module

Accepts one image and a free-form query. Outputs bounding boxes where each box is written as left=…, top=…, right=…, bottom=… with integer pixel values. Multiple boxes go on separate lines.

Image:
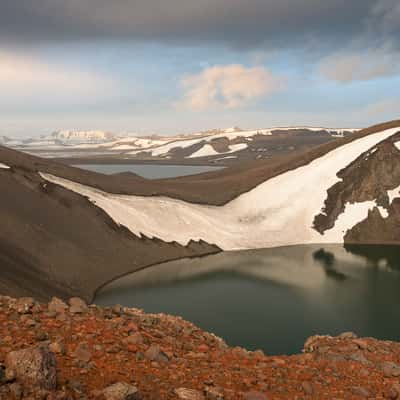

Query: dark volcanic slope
left=0, top=166, right=218, bottom=302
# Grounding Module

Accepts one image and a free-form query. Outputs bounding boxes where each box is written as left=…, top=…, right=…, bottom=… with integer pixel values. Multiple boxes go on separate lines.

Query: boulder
left=5, top=344, right=57, bottom=390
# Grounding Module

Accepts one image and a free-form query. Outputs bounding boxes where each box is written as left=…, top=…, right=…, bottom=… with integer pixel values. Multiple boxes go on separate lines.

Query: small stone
left=123, top=333, right=144, bottom=345
left=382, top=361, right=400, bottom=378
left=14, top=297, right=35, bottom=314
left=174, top=388, right=205, bottom=400
left=5, top=368, right=16, bottom=382
left=73, top=344, right=92, bottom=363
left=339, top=331, right=357, bottom=339
left=197, top=344, right=209, bottom=353
left=23, top=318, right=37, bottom=327
left=353, top=339, right=369, bottom=350
left=103, top=382, right=140, bottom=400
left=68, top=297, right=88, bottom=314
left=301, top=381, right=314, bottom=395
left=383, top=387, right=399, bottom=399
left=386, top=384, right=400, bottom=399
left=348, top=352, right=371, bottom=366
left=351, top=386, right=370, bottom=397
left=243, top=391, right=268, bottom=400
left=48, top=297, right=68, bottom=314
left=112, top=305, right=123, bottom=315
left=204, top=386, right=224, bottom=400
left=35, top=331, right=49, bottom=342
left=49, top=341, right=65, bottom=355
left=144, top=344, right=169, bottom=362
left=5, top=344, right=57, bottom=390
left=8, top=382, right=22, bottom=400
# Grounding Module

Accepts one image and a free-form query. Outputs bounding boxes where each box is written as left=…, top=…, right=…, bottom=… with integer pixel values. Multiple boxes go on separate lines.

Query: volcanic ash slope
left=41, top=127, right=400, bottom=250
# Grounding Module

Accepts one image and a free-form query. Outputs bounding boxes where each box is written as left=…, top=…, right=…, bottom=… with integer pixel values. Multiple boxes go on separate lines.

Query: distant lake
left=95, top=244, right=400, bottom=355
left=72, top=164, right=223, bottom=179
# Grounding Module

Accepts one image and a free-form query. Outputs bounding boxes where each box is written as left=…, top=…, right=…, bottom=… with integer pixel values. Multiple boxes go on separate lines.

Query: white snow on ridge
left=40, top=127, right=398, bottom=250
left=188, top=144, right=220, bottom=158
left=0, top=163, right=10, bottom=169
left=227, top=143, right=247, bottom=153
left=388, top=185, right=400, bottom=204
left=188, top=143, right=248, bottom=158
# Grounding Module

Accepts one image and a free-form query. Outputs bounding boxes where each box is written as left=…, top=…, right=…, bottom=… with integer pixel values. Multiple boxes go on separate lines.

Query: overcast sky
left=1, top=0, right=399, bottom=137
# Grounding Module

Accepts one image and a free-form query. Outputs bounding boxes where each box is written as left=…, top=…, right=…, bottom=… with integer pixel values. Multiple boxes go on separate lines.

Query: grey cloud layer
left=0, top=0, right=390, bottom=49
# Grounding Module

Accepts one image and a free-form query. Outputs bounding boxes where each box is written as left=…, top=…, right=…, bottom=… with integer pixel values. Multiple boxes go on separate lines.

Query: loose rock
left=103, top=382, right=140, bottom=400
left=175, top=387, right=205, bottom=400
left=5, top=344, right=57, bottom=390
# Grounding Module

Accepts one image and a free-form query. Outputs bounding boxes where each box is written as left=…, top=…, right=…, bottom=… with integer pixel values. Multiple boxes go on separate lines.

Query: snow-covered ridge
left=127, top=126, right=360, bottom=158
left=40, top=127, right=398, bottom=250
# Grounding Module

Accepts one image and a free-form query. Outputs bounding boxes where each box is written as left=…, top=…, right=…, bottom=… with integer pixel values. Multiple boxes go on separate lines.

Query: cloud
left=0, top=0, right=381, bottom=51
left=317, top=47, right=400, bottom=83
left=369, top=0, right=400, bottom=36
left=179, top=64, right=284, bottom=110
left=0, top=51, right=115, bottom=101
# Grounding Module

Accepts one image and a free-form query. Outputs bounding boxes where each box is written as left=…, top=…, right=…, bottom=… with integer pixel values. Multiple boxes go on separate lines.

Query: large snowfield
left=41, top=127, right=399, bottom=250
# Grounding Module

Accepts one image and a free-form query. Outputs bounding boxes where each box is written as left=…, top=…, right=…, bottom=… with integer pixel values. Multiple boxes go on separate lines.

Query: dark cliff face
left=313, top=131, right=400, bottom=241
left=344, top=200, right=400, bottom=244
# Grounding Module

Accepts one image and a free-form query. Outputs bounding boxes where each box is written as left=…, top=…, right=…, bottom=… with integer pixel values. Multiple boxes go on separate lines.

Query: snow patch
left=0, top=163, right=10, bottom=169
left=227, top=143, right=247, bottom=153
left=188, top=144, right=220, bottom=158
left=394, top=141, right=400, bottom=151
left=40, top=127, right=399, bottom=250
left=388, top=185, right=400, bottom=204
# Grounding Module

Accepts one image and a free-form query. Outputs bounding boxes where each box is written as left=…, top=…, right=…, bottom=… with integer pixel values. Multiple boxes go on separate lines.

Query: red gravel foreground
left=1, top=296, right=400, bottom=399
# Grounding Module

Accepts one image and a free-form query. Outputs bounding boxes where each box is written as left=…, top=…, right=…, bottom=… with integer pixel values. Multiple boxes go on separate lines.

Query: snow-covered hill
left=40, top=126, right=400, bottom=250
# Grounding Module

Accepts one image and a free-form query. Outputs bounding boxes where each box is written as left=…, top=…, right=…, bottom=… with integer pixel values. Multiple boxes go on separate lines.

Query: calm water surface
left=95, top=244, right=400, bottom=355
left=73, top=164, right=223, bottom=179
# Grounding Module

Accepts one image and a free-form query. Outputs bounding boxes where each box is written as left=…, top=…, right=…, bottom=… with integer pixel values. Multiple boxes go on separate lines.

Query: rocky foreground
left=2, top=297, right=400, bottom=399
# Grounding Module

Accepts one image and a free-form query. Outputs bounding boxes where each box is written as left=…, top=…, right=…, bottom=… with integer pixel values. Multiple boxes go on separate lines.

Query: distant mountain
left=50, top=130, right=115, bottom=143
left=4, top=126, right=361, bottom=163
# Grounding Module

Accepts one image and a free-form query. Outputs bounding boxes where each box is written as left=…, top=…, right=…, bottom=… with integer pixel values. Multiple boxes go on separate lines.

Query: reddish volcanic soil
left=2, top=296, right=400, bottom=399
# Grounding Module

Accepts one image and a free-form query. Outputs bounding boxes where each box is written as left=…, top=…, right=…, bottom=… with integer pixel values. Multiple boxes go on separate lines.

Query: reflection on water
left=72, top=164, right=223, bottom=179
left=313, top=248, right=347, bottom=281
left=95, top=244, right=400, bottom=355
